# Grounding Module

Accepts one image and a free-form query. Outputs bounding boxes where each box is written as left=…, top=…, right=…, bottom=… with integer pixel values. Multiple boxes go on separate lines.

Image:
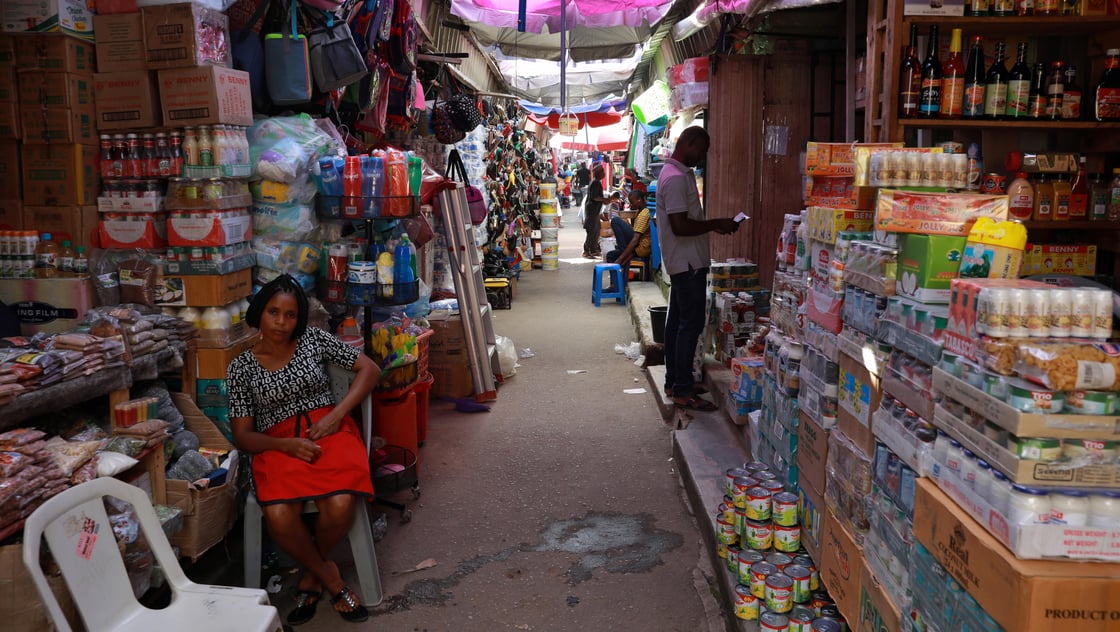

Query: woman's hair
left=246, top=274, right=308, bottom=341
left=593, top=164, right=605, bottom=179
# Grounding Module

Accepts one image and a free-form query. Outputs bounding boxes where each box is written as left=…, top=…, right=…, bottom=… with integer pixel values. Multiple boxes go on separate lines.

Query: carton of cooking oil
left=959, top=217, right=1027, bottom=280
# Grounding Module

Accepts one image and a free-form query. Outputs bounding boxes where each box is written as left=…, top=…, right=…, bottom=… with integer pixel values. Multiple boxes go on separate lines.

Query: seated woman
left=227, top=275, right=379, bottom=626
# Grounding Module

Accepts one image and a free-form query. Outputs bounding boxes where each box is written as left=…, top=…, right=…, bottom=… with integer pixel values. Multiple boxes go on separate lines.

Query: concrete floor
left=196, top=209, right=749, bottom=631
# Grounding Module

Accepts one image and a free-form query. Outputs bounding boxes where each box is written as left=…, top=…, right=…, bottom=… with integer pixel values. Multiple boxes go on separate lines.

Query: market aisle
left=304, top=210, right=717, bottom=630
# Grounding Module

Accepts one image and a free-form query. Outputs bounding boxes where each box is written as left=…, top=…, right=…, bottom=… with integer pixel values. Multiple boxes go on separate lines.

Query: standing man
left=656, top=126, right=740, bottom=411
left=574, top=161, right=592, bottom=206
left=583, top=164, right=609, bottom=259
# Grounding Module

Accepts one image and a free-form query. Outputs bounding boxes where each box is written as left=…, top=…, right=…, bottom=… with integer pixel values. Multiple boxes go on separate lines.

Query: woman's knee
left=262, top=503, right=304, bottom=535
left=316, top=494, right=356, bottom=526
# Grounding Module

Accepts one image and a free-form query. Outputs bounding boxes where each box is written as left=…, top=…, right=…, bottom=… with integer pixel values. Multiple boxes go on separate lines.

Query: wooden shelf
left=1022, top=220, right=1120, bottom=230
left=902, top=14, right=1120, bottom=36
left=898, top=119, right=1120, bottom=130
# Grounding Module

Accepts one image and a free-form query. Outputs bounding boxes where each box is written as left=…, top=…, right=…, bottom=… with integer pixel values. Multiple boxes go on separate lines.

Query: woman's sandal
left=287, top=590, right=322, bottom=626
left=672, top=395, right=718, bottom=412
left=330, top=586, right=369, bottom=623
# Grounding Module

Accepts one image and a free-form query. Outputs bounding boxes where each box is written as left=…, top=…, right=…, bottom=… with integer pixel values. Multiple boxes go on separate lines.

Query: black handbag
left=307, top=12, right=368, bottom=92
left=444, top=71, right=483, bottom=132
left=430, top=68, right=465, bottom=144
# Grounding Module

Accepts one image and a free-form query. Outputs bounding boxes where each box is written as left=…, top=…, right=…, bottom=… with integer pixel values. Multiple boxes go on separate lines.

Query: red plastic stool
left=373, top=388, right=418, bottom=476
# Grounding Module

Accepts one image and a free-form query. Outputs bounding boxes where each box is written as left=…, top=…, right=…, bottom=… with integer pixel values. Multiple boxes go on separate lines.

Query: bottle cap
left=41, top=233, right=51, bottom=240
left=62, top=240, right=71, bottom=248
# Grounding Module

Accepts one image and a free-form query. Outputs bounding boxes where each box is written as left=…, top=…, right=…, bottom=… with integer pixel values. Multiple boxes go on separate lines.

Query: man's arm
left=668, top=212, right=739, bottom=236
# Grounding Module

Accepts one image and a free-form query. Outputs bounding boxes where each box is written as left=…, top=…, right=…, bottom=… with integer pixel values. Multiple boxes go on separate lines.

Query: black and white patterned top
left=227, top=327, right=360, bottom=433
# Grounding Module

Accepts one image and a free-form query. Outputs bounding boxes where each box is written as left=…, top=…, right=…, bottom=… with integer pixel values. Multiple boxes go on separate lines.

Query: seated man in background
left=605, top=190, right=653, bottom=274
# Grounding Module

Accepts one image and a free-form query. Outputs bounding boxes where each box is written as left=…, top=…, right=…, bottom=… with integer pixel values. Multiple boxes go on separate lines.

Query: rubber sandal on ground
left=664, top=385, right=709, bottom=397
left=287, top=590, right=322, bottom=626
left=672, top=395, right=717, bottom=411
left=330, top=586, right=369, bottom=623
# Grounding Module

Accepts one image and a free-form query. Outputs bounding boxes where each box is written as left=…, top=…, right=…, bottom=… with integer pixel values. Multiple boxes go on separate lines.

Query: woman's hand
left=285, top=438, right=322, bottom=463
left=307, top=412, right=343, bottom=441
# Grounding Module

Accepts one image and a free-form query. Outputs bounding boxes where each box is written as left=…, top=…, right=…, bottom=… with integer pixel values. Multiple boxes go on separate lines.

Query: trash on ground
left=567, top=369, right=588, bottom=374
left=393, top=558, right=438, bottom=575
left=614, top=341, right=641, bottom=360
left=266, top=575, right=283, bottom=593
left=519, top=348, right=535, bottom=358
left=624, top=388, right=647, bottom=394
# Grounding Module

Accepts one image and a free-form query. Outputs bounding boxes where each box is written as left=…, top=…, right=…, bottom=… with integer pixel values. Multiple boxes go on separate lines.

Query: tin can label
left=772, top=493, right=799, bottom=527
left=745, top=520, right=773, bottom=550
left=745, top=488, right=772, bottom=521
left=726, top=545, right=740, bottom=572
left=749, top=562, right=777, bottom=599
left=765, top=576, right=794, bottom=613
left=785, top=566, right=812, bottom=603
left=738, top=550, right=763, bottom=585
left=773, top=524, right=801, bottom=552
left=716, top=518, right=738, bottom=546
left=760, top=611, right=791, bottom=631
left=734, top=585, right=760, bottom=621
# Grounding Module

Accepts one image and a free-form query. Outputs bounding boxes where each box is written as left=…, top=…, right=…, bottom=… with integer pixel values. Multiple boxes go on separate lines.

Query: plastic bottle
left=182, top=127, right=199, bottom=167
left=169, top=131, right=184, bottom=175
left=1007, top=172, right=1034, bottom=220
left=198, top=126, right=213, bottom=167
left=1033, top=174, right=1054, bottom=221
left=394, top=234, right=416, bottom=302
left=1094, top=49, right=1120, bottom=121
left=73, top=246, right=88, bottom=278
left=1062, top=65, right=1083, bottom=120
left=377, top=250, right=395, bottom=298
left=368, top=155, right=385, bottom=217
left=342, top=156, right=362, bottom=217
left=318, top=158, right=343, bottom=196
left=1090, top=173, right=1109, bottom=220
left=34, top=233, right=59, bottom=278
left=408, top=154, right=423, bottom=198
left=58, top=240, right=75, bottom=277
left=360, top=155, right=378, bottom=216
left=1109, top=168, right=1120, bottom=221
left=1070, top=156, right=1089, bottom=219
left=940, top=29, right=965, bottom=119
left=178, top=306, right=202, bottom=329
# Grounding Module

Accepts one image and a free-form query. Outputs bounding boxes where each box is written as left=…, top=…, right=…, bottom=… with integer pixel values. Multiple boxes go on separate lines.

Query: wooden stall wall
left=707, top=49, right=812, bottom=290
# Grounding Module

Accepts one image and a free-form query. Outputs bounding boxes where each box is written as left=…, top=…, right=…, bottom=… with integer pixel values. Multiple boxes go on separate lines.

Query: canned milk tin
left=738, top=549, right=764, bottom=585
left=745, top=461, right=770, bottom=472
left=745, top=487, right=772, bottom=521
left=811, top=618, right=843, bottom=632
left=733, top=584, right=760, bottom=621
left=762, top=479, right=787, bottom=494
left=784, top=564, right=812, bottom=603
left=744, top=518, right=773, bottom=550
left=760, top=611, right=790, bottom=632
left=725, top=466, right=751, bottom=496
left=754, top=470, right=778, bottom=482
left=764, top=552, right=793, bottom=571
left=726, top=545, right=741, bottom=573
left=811, top=591, right=834, bottom=615
left=789, top=606, right=815, bottom=632
left=773, top=524, right=801, bottom=553
left=719, top=501, right=735, bottom=524
left=792, top=555, right=819, bottom=590
left=764, top=572, right=794, bottom=613
left=772, top=492, right=799, bottom=526
left=733, top=476, right=759, bottom=508
left=749, top=561, right=778, bottom=598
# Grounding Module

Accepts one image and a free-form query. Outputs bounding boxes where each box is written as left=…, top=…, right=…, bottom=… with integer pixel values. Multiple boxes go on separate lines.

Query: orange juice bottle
left=1033, top=174, right=1054, bottom=221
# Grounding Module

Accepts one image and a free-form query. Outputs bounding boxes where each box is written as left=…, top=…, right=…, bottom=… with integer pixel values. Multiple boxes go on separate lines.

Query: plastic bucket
left=539, top=183, right=556, bottom=200
left=649, top=306, right=668, bottom=343
left=540, top=213, right=560, bottom=228
left=539, top=201, right=557, bottom=215
left=541, top=227, right=559, bottom=241
left=541, top=241, right=559, bottom=256
left=542, top=254, right=559, bottom=270
left=599, top=237, right=616, bottom=254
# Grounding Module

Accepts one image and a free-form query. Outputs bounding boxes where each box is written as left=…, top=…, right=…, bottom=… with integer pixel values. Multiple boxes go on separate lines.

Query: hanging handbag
left=307, top=11, right=367, bottom=92
left=430, top=68, right=465, bottom=145
left=231, top=0, right=272, bottom=109
left=264, top=0, right=312, bottom=106
left=444, top=71, right=483, bottom=132
left=446, top=150, right=487, bottom=225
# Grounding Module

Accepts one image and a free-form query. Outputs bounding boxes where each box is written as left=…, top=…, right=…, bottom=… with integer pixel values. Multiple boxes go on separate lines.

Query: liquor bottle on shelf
left=1070, top=156, right=1088, bottom=219
left=1028, top=62, right=1047, bottom=119
left=968, top=0, right=991, bottom=16
left=1052, top=175, right=1071, bottom=221
left=899, top=23, right=921, bottom=119
left=1089, top=173, right=1109, bottom=221
left=1037, top=0, right=1061, bottom=15
left=940, top=29, right=965, bottom=119
left=993, top=0, right=1015, bottom=16
left=1005, top=43, right=1031, bottom=120
left=1062, top=65, right=1082, bottom=121
left=984, top=42, right=1009, bottom=120
left=962, top=36, right=986, bottom=119
left=1016, top=0, right=1035, bottom=15
left=919, top=25, right=942, bottom=118
left=1046, top=62, right=1066, bottom=121
left=1033, top=174, right=1054, bottom=221
left=1094, top=50, right=1120, bottom=122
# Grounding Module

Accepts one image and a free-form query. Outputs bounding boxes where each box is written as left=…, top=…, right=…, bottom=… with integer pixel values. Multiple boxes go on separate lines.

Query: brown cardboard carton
left=859, top=559, right=902, bottom=632
left=0, top=101, right=18, bottom=139
left=837, top=348, right=881, bottom=457
left=142, top=3, right=230, bottom=69
left=22, top=205, right=99, bottom=248
left=796, top=411, right=830, bottom=494
left=155, top=269, right=252, bottom=307
left=0, top=35, right=13, bottom=65
left=195, top=330, right=256, bottom=379
left=20, top=105, right=97, bottom=144
left=0, top=66, right=15, bottom=101
left=17, top=72, right=95, bottom=109
left=12, top=34, right=96, bottom=73
left=93, top=71, right=161, bottom=130
left=94, top=13, right=147, bottom=71
left=0, top=141, right=20, bottom=197
left=157, top=65, right=252, bottom=126
left=0, top=543, right=79, bottom=632
left=0, top=200, right=21, bottom=229
left=913, top=479, right=1120, bottom=632
left=21, top=144, right=99, bottom=205
left=427, top=314, right=470, bottom=365
left=819, top=506, right=864, bottom=625
left=797, top=474, right=826, bottom=562
left=430, top=363, right=474, bottom=399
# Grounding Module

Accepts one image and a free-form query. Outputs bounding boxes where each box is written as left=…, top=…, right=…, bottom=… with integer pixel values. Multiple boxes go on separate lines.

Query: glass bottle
left=984, top=42, right=1009, bottom=120
left=198, top=126, right=213, bottom=167
left=1033, top=174, right=1054, bottom=221
left=98, top=134, right=113, bottom=179
left=1062, top=64, right=1082, bottom=121
left=34, top=232, right=58, bottom=279
left=169, top=131, right=184, bottom=175
left=182, top=127, right=199, bottom=167
left=1046, top=61, right=1066, bottom=121
left=1027, top=62, right=1047, bottom=119
left=73, top=246, right=88, bottom=278
left=1090, top=173, right=1109, bottom=221
left=111, top=134, right=127, bottom=177
left=962, top=36, right=986, bottom=119
left=899, top=23, right=922, bottom=119
left=1016, top=0, right=1035, bottom=14
left=1052, top=175, right=1071, bottom=222
left=125, top=133, right=142, bottom=178
left=1094, top=49, right=1120, bottom=122
left=1070, top=156, right=1089, bottom=219
left=940, top=29, right=965, bottom=119
left=1037, top=0, right=1061, bottom=15
left=141, top=133, right=157, bottom=178
left=155, top=132, right=171, bottom=177
left=969, top=0, right=991, bottom=15
left=993, top=0, right=1016, bottom=16
left=1108, top=168, right=1120, bottom=221
left=1006, top=42, right=1031, bottom=119
left=919, top=25, right=943, bottom=118
left=57, top=240, right=74, bottom=277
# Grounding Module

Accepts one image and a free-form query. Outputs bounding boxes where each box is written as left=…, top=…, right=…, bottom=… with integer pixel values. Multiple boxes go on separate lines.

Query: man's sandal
left=331, top=586, right=369, bottom=623
left=672, top=395, right=717, bottom=412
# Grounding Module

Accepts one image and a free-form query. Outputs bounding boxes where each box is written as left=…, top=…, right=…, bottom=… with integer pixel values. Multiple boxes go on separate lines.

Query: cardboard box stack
left=770, top=141, right=1120, bottom=631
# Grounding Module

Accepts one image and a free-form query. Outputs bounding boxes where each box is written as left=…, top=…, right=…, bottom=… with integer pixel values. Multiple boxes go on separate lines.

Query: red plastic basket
left=416, top=329, right=434, bottom=377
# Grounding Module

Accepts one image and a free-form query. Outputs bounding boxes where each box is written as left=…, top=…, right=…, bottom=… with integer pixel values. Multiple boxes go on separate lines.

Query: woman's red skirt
left=252, top=406, right=375, bottom=505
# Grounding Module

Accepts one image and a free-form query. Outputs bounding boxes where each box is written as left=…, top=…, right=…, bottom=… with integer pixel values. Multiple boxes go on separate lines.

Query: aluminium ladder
left=436, top=174, right=499, bottom=401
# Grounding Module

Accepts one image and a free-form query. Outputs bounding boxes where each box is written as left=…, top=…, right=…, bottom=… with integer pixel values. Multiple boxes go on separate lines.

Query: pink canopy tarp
left=450, top=0, right=673, bottom=34
left=548, top=121, right=631, bottom=152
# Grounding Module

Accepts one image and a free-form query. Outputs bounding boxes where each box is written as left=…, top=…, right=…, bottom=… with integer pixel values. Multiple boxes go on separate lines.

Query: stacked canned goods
left=720, top=461, right=847, bottom=631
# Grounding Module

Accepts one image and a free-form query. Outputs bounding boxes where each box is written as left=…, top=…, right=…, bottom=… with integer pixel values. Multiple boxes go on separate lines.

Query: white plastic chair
left=242, top=364, right=383, bottom=607
left=23, top=477, right=282, bottom=632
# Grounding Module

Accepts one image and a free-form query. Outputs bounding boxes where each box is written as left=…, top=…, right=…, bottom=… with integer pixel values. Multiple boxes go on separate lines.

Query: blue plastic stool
left=592, top=263, right=626, bottom=306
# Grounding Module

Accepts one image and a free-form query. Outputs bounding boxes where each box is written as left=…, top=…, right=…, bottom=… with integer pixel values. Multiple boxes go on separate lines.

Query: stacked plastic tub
left=539, top=183, right=560, bottom=270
